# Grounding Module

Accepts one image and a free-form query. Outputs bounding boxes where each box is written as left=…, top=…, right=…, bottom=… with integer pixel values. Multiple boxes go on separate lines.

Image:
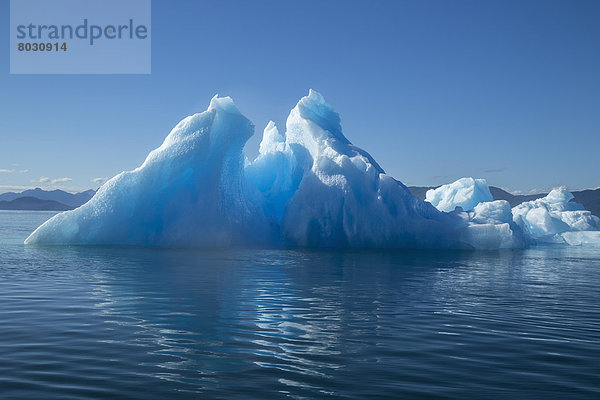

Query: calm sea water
left=1, top=210, right=599, bottom=399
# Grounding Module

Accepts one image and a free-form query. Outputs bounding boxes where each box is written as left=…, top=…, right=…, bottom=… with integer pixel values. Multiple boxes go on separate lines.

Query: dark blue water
left=1, top=211, right=599, bottom=399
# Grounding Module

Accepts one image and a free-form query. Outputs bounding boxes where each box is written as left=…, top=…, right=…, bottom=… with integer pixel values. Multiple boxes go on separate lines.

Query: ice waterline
left=25, top=90, right=600, bottom=249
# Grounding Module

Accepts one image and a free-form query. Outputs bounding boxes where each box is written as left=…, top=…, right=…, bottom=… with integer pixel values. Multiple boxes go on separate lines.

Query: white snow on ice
left=425, top=178, right=493, bottom=212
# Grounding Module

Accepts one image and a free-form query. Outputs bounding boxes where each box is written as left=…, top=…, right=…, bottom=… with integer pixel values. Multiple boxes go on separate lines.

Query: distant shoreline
left=0, top=188, right=95, bottom=211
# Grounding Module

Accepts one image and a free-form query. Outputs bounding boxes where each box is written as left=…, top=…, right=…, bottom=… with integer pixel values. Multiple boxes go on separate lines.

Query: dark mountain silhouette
left=0, top=197, right=72, bottom=211
left=0, top=188, right=95, bottom=208
left=571, top=189, right=600, bottom=219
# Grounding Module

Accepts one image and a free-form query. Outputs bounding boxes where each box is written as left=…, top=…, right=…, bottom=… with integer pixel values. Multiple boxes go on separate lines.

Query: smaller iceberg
left=427, top=177, right=600, bottom=246
left=512, top=188, right=600, bottom=244
left=425, top=178, right=493, bottom=212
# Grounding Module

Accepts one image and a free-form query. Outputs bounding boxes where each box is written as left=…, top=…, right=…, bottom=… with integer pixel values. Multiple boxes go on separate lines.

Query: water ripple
left=0, top=212, right=599, bottom=398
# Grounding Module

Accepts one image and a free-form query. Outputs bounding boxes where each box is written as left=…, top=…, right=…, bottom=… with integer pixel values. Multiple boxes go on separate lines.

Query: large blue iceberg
left=27, top=96, right=273, bottom=247
left=25, top=91, right=598, bottom=249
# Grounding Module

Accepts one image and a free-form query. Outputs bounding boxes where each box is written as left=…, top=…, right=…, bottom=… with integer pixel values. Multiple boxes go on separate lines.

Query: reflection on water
left=0, top=212, right=599, bottom=399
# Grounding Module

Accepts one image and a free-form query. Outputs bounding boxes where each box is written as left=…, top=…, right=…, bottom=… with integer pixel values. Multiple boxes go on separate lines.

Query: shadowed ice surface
left=2, top=211, right=600, bottom=399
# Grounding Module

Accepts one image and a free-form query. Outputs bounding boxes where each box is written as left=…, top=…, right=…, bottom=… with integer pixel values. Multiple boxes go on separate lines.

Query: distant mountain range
left=1, top=186, right=598, bottom=217
left=0, top=196, right=74, bottom=211
left=0, top=188, right=95, bottom=211
left=408, top=186, right=600, bottom=218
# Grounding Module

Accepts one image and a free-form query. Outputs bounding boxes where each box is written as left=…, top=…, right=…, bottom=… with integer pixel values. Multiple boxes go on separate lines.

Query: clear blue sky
left=1, top=0, right=599, bottom=194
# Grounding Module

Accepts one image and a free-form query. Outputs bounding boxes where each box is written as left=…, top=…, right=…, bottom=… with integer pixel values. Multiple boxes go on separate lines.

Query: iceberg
left=424, top=178, right=527, bottom=248
left=26, top=96, right=275, bottom=247
left=425, top=177, right=493, bottom=212
left=25, top=90, right=597, bottom=249
left=511, top=188, right=600, bottom=243
left=427, top=177, right=600, bottom=246
left=246, top=90, right=463, bottom=248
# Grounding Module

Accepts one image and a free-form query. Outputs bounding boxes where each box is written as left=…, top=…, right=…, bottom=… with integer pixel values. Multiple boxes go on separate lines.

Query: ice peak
left=259, top=121, right=285, bottom=154
left=295, top=89, right=347, bottom=143
left=208, top=94, right=241, bottom=115
left=426, top=178, right=493, bottom=212
left=545, top=188, right=574, bottom=203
